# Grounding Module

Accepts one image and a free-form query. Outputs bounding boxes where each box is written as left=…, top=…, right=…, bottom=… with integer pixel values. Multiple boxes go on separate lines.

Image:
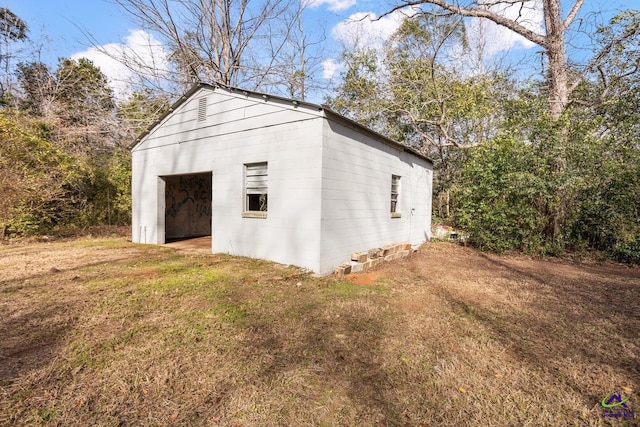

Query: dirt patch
left=346, top=270, right=385, bottom=286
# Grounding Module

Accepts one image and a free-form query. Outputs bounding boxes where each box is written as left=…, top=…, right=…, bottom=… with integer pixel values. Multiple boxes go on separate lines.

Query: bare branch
left=562, top=0, right=585, bottom=31
left=381, top=0, right=547, bottom=47
left=110, top=0, right=309, bottom=93
left=569, top=16, right=640, bottom=94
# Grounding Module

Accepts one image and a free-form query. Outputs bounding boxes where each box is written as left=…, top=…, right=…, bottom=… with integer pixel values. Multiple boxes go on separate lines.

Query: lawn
left=1, top=237, right=638, bottom=426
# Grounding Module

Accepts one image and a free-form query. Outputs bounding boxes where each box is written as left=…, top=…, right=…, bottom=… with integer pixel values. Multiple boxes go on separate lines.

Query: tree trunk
left=543, top=0, right=569, bottom=120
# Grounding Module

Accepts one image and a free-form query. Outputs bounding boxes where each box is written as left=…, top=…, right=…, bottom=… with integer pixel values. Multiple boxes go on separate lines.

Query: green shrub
left=453, top=134, right=551, bottom=253
left=0, top=111, right=131, bottom=237
left=612, top=240, right=640, bottom=264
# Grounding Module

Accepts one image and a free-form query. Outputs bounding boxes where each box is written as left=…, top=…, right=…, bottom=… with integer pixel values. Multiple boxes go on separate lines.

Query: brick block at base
left=334, top=263, right=352, bottom=275
left=350, top=262, right=363, bottom=273
left=351, top=252, right=368, bottom=263
left=382, top=244, right=397, bottom=256
left=385, top=253, right=400, bottom=262
left=339, top=242, right=414, bottom=275
left=362, top=260, right=374, bottom=271
left=368, top=248, right=381, bottom=259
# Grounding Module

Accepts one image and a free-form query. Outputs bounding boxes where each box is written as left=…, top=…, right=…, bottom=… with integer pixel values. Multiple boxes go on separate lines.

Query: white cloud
left=331, top=10, right=409, bottom=51
left=321, top=58, right=342, bottom=80
left=468, top=0, right=544, bottom=56
left=71, top=29, right=169, bottom=100
left=325, top=8, right=417, bottom=81
left=304, top=0, right=356, bottom=12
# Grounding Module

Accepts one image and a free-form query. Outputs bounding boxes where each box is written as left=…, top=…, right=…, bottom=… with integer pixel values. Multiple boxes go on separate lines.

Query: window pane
left=245, top=162, right=268, bottom=212
left=246, top=164, right=268, bottom=175
left=391, top=175, right=400, bottom=213
left=247, top=194, right=268, bottom=211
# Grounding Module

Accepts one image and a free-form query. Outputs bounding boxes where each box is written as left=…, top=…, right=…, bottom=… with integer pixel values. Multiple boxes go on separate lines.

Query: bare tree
left=383, top=0, right=640, bottom=120
left=255, top=1, right=327, bottom=101
left=112, top=0, right=303, bottom=92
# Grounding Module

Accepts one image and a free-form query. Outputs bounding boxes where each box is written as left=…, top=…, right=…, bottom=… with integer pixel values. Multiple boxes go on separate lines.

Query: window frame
left=391, top=174, right=401, bottom=218
left=243, top=162, right=268, bottom=218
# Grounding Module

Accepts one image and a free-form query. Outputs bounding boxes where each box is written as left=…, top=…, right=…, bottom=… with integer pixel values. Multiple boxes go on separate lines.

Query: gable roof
left=131, top=82, right=433, bottom=164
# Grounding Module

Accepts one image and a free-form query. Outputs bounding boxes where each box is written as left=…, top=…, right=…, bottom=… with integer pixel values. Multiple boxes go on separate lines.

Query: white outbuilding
left=131, top=83, right=432, bottom=275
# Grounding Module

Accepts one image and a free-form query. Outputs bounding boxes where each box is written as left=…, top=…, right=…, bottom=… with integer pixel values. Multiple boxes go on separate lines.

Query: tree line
left=0, top=1, right=638, bottom=264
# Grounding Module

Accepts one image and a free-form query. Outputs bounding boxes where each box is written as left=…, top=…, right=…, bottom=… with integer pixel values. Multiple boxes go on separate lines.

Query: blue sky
left=4, top=0, right=360, bottom=66
left=4, top=0, right=131, bottom=59
left=3, top=0, right=639, bottom=101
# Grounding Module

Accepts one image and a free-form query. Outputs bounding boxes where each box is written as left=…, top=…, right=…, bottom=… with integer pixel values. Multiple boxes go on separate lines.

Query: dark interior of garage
left=164, top=172, right=212, bottom=242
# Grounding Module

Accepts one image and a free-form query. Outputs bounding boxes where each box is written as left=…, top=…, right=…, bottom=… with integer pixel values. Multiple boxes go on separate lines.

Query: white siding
left=318, top=117, right=432, bottom=274
left=137, top=93, right=320, bottom=150
left=132, top=86, right=325, bottom=272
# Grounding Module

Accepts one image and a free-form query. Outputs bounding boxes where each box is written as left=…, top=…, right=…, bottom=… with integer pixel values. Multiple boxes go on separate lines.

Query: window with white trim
left=391, top=175, right=401, bottom=217
left=244, top=162, right=268, bottom=217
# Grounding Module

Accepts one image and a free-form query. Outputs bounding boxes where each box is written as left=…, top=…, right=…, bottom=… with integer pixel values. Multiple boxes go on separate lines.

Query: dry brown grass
left=0, top=238, right=638, bottom=426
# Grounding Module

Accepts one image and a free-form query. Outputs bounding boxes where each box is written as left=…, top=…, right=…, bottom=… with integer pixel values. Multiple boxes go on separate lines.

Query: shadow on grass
left=0, top=302, right=78, bottom=384
left=236, top=283, right=404, bottom=423
left=444, top=252, right=640, bottom=402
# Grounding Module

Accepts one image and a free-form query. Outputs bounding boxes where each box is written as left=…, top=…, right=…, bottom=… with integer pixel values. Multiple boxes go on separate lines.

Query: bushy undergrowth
left=0, top=111, right=131, bottom=238
left=453, top=125, right=640, bottom=264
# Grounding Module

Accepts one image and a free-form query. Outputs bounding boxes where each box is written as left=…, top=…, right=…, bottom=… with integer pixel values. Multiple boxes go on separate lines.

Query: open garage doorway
left=163, top=172, right=212, bottom=243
